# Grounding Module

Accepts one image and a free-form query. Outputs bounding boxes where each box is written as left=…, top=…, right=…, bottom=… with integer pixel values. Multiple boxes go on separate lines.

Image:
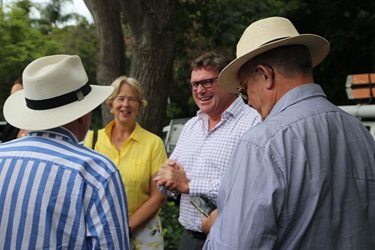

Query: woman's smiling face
left=111, top=83, right=139, bottom=125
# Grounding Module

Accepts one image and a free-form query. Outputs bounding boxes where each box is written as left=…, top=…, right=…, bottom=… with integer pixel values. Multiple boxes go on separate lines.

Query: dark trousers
left=178, top=229, right=206, bottom=250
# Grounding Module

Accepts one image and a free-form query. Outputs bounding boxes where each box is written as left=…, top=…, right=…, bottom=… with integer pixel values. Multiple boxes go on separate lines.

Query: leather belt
left=186, top=229, right=207, bottom=240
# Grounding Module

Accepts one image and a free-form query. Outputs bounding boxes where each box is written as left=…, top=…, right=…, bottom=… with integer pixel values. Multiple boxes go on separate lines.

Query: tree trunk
left=83, top=0, right=126, bottom=126
left=83, top=0, right=176, bottom=136
left=121, top=0, right=176, bottom=136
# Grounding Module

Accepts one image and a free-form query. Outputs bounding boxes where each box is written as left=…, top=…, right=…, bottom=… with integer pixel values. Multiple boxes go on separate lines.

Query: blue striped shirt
left=170, top=96, right=261, bottom=232
left=0, top=127, right=130, bottom=249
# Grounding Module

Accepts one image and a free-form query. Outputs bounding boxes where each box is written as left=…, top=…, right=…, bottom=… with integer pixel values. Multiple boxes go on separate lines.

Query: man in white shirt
left=154, top=51, right=261, bottom=250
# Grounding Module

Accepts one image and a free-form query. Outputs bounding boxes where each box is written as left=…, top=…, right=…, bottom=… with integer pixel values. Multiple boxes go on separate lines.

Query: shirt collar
left=197, top=96, right=246, bottom=121
left=28, top=127, right=79, bottom=143
left=130, top=122, right=143, bottom=142
left=267, top=83, right=327, bottom=120
left=105, top=120, right=142, bottom=143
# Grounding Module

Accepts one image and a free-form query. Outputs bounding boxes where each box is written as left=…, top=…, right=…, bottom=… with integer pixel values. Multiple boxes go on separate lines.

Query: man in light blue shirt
left=203, top=17, right=375, bottom=249
left=0, top=55, right=130, bottom=249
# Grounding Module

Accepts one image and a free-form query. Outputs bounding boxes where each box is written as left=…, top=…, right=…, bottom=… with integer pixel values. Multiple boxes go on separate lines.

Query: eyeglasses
left=190, top=77, right=218, bottom=90
left=237, top=64, right=275, bottom=101
left=237, top=76, right=251, bottom=101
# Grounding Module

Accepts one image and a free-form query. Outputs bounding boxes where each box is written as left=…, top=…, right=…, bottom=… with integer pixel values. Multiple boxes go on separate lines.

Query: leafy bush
left=160, top=200, right=183, bottom=249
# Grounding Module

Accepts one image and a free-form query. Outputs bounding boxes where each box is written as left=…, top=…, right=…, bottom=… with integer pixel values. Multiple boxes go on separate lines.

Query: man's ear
left=257, top=65, right=274, bottom=89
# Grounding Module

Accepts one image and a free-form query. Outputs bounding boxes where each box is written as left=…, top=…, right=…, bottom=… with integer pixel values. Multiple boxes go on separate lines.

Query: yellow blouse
left=84, top=121, right=167, bottom=216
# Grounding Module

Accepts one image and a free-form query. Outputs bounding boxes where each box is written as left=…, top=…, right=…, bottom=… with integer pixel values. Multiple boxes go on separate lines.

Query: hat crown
left=23, top=55, right=88, bottom=101
left=4, top=54, right=114, bottom=131
left=237, top=17, right=299, bottom=58
left=218, top=16, right=329, bottom=93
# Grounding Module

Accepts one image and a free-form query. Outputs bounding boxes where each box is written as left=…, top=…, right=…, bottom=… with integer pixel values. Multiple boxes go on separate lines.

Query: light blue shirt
left=0, top=127, right=130, bottom=249
left=204, top=84, right=375, bottom=249
left=170, top=96, right=261, bottom=232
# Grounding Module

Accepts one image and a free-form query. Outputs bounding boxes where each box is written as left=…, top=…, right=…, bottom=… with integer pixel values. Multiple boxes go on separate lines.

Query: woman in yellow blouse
left=84, top=76, right=167, bottom=249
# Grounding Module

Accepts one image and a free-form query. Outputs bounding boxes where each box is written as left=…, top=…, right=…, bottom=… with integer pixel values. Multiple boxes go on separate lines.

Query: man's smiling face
left=191, top=67, right=236, bottom=120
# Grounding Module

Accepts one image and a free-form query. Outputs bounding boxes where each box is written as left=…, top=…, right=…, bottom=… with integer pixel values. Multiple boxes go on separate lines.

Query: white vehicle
left=338, top=104, right=375, bottom=139
left=163, top=117, right=190, bottom=155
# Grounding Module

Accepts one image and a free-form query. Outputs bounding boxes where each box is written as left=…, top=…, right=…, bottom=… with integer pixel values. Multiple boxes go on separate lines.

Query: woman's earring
left=110, top=110, right=113, bottom=113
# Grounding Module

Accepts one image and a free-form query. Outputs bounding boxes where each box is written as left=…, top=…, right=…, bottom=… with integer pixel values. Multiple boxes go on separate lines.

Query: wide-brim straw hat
left=4, top=55, right=114, bottom=130
left=219, top=16, right=330, bottom=93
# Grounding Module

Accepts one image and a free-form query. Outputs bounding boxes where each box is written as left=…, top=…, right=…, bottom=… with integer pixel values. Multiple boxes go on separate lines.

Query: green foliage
left=0, top=2, right=53, bottom=119
left=34, top=0, right=76, bottom=32
left=0, top=0, right=98, bottom=121
left=160, top=200, right=184, bottom=249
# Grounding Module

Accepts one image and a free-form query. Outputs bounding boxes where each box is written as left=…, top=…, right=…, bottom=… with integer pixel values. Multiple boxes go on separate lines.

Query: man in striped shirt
left=0, top=55, right=130, bottom=249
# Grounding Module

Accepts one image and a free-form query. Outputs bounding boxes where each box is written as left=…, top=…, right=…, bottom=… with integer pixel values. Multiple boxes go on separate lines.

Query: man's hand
left=202, top=209, right=218, bottom=235
left=153, top=159, right=190, bottom=194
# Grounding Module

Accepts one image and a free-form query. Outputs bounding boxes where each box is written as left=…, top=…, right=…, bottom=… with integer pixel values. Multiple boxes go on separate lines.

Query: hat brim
left=219, top=34, right=330, bottom=93
left=3, top=85, right=114, bottom=130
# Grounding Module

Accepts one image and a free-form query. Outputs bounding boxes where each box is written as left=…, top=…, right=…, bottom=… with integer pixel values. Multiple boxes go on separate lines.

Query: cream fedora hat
left=3, top=55, right=114, bottom=130
left=219, top=16, right=330, bottom=93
